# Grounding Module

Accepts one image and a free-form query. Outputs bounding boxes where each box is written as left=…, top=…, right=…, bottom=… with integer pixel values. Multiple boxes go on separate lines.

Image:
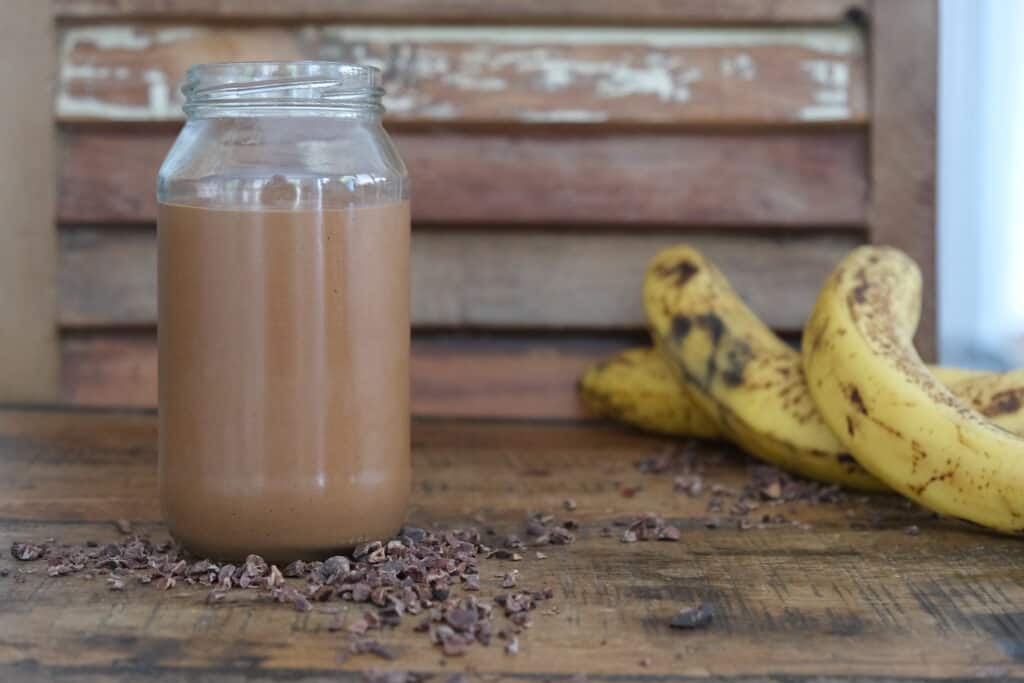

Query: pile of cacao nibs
left=7, top=524, right=554, bottom=660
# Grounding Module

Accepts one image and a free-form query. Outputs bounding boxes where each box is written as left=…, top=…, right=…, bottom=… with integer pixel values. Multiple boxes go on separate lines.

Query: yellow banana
left=580, top=346, right=1023, bottom=442
left=579, top=348, right=719, bottom=439
left=802, top=246, right=1024, bottom=533
left=644, top=245, right=886, bottom=490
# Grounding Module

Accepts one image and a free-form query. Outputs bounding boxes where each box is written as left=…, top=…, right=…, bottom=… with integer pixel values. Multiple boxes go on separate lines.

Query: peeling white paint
left=801, top=59, right=850, bottom=87
left=58, top=23, right=864, bottom=122
left=381, top=94, right=420, bottom=114
left=416, top=102, right=459, bottom=118
left=798, top=104, right=852, bottom=121
left=62, top=25, right=197, bottom=52
left=721, top=53, right=757, bottom=80
left=800, top=59, right=850, bottom=118
left=517, top=109, right=610, bottom=123
left=444, top=73, right=508, bottom=92
left=318, top=26, right=862, bottom=55
left=57, top=92, right=180, bottom=120
left=143, top=69, right=171, bottom=116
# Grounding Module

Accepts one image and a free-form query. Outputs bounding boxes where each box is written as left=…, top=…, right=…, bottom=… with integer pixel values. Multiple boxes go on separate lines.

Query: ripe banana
left=580, top=346, right=1024, bottom=442
left=644, top=245, right=886, bottom=490
left=802, top=246, right=1024, bottom=533
left=579, top=348, right=719, bottom=439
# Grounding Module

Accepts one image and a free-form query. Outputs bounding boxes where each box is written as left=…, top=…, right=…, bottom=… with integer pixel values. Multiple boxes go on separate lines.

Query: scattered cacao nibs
left=12, top=522, right=559, bottom=663
left=0, top=568, right=9, bottom=578
left=114, top=519, right=133, bottom=535
left=639, top=657, right=652, bottom=668
left=635, top=443, right=699, bottom=474
left=352, top=639, right=395, bottom=661
left=505, top=636, right=519, bottom=655
left=534, top=552, right=547, bottom=560
left=673, top=475, right=704, bottom=497
left=904, top=525, right=921, bottom=536
left=670, top=603, right=713, bottom=630
left=617, top=514, right=680, bottom=544
left=500, top=570, right=519, bottom=588
left=10, top=541, right=46, bottom=561
left=563, top=498, right=577, bottom=511
left=523, top=512, right=576, bottom=547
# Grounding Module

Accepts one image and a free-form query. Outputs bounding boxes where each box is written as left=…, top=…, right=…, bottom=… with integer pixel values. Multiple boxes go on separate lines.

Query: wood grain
left=1, top=409, right=1024, bottom=681
left=58, top=24, right=867, bottom=125
left=0, top=1, right=58, bottom=401
left=59, top=225, right=863, bottom=330
left=867, top=0, right=938, bottom=361
left=60, top=332, right=641, bottom=417
left=59, top=129, right=868, bottom=226
left=53, top=0, right=868, bottom=25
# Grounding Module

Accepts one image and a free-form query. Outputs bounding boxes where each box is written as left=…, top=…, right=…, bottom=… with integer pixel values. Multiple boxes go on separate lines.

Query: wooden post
left=867, top=0, right=939, bottom=360
left=0, top=0, right=58, bottom=400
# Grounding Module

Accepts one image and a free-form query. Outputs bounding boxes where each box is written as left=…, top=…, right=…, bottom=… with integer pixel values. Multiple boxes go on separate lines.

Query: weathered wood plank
left=58, top=24, right=866, bottom=125
left=60, top=332, right=638, bottom=417
left=53, top=0, right=868, bottom=25
left=59, top=129, right=868, bottom=226
left=0, top=1, right=58, bottom=401
left=58, top=225, right=863, bottom=331
left=1, top=411, right=1023, bottom=680
left=867, top=0, right=938, bottom=361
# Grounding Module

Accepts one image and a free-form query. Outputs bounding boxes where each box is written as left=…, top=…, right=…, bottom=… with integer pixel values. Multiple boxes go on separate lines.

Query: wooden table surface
left=2, top=407, right=1024, bottom=682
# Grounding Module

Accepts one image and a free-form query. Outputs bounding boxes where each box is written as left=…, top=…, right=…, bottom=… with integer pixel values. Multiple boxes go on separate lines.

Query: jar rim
left=182, top=61, right=384, bottom=117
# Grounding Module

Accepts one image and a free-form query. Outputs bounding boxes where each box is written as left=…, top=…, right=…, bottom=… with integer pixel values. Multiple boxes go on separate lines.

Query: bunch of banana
left=803, top=246, right=1024, bottom=533
left=580, top=245, right=1024, bottom=497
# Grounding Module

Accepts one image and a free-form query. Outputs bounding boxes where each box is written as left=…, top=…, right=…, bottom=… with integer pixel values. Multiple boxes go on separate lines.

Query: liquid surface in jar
left=158, top=201, right=411, bottom=561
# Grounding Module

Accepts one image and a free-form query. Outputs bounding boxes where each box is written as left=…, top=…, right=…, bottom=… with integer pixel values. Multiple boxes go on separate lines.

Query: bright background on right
left=939, top=0, right=1024, bottom=369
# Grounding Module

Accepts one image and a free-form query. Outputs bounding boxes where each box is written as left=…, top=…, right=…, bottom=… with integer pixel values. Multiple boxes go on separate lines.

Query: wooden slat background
left=31, top=0, right=938, bottom=416
left=59, top=225, right=862, bottom=330
left=58, top=24, right=866, bottom=125
left=60, top=129, right=867, bottom=226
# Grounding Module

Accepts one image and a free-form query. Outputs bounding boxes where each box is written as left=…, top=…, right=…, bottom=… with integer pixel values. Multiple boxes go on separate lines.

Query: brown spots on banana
left=720, top=340, right=754, bottom=388
left=846, top=415, right=855, bottom=437
left=980, top=388, right=1024, bottom=417
left=694, top=312, right=725, bottom=346
left=909, top=463, right=960, bottom=496
left=670, top=315, right=691, bottom=341
left=846, top=385, right=868, bottom=416
left=909, top=440, right=927, bottom=474
left=653, top=259, right=699, bottom=286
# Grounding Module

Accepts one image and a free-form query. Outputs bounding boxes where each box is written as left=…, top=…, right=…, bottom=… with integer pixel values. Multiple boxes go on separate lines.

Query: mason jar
left=157, top=62, right=410, bottom=561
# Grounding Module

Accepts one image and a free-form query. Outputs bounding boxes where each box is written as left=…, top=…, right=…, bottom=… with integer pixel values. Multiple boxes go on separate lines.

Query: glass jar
left=157, top=62, right=410, bottom=561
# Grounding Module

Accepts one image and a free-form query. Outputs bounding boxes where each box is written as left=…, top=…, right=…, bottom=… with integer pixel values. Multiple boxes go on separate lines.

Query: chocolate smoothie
left=158, top=201, right=411, bottom=561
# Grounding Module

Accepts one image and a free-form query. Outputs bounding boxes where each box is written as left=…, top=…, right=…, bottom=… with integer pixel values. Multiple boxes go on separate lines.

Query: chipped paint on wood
left=517, top=110, right=610, bottom=123
left=315, top=25, right=863, bottom=54
left=798, top=59, right=852, bottom=121
left=57, top=24, right=867, bottom=124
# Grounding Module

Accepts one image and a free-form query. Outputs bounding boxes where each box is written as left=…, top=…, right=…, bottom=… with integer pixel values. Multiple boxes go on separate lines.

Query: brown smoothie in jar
left=158, top=201, right=411, bottom=561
